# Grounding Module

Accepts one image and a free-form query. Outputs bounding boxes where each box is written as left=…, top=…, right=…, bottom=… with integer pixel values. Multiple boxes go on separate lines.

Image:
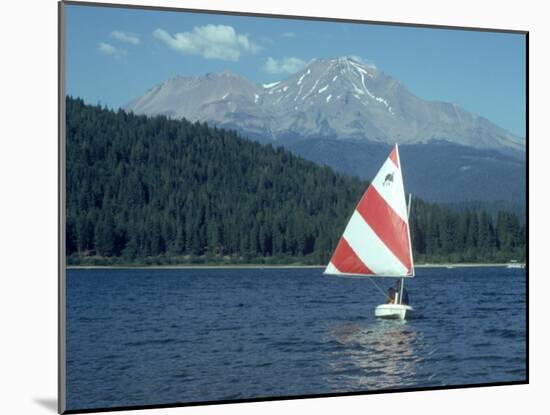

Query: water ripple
left=66, top=267, right=526, bottom=410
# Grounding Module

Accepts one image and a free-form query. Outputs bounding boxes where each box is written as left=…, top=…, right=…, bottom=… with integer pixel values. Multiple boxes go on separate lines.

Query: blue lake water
left=66, top=267, right=526, bottom=411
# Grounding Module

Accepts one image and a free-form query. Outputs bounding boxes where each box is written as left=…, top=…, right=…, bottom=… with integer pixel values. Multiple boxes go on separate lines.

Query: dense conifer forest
left=65, top=97, right=525, bottom=265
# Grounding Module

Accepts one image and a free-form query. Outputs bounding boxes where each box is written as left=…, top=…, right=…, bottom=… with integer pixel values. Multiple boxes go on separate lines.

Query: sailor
left=386, top=287, right=395, bottom=304
left=395, top=280, right=410, bottom=305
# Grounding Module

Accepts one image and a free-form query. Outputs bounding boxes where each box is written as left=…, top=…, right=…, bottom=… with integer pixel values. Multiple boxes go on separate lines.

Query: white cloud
left=153, top=25, right=260, bottom=62
left=110, top=31, right=140, bottom=45
left=98, top=42, right=127, bottom=59
left=281, top=32, right=296, bottom=38
left=263, top=57, right=307, bottom=74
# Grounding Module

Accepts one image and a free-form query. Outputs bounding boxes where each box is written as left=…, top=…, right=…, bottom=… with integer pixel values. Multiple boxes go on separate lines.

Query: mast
left=406, top=193, right=415, bottom=277
left=396, top=143, right=415, bottom=278
left=394, top=138, right=414, bottom=304
left=399, top=193, right=413, bottom=304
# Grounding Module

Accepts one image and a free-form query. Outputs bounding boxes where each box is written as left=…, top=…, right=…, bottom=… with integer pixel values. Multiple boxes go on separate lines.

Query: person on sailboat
left=386, top=287, right=396, bottom=304
left=395, top=280, right=410, bottom=305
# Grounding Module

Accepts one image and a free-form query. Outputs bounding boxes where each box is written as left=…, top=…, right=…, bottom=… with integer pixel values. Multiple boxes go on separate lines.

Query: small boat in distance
left=324, top=144, right=415, bottom=320
left=506, top=260, right=525, bottom=269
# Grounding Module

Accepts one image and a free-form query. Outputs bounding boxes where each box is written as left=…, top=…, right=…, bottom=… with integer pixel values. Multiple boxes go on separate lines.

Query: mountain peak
left=305, top=56, right=378, bottom=76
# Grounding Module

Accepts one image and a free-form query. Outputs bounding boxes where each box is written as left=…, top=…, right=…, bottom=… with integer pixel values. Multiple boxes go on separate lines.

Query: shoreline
left=66, top=263, right=523, bottom=270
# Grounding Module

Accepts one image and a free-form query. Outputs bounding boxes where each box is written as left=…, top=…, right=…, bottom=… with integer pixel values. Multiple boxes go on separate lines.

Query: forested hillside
left=410, top=200, right=525, bottom=263
left=66, top=97, right=525, bottom=265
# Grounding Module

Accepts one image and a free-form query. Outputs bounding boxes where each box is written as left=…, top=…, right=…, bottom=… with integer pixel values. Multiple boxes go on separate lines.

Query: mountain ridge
left=125, top=56, right=524, bottom=154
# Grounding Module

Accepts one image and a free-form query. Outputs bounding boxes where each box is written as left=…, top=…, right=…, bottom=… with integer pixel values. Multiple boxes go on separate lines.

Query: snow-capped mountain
left=125, top=57, right=524, bottom=154
left=124, top=57, right=525, bottom=204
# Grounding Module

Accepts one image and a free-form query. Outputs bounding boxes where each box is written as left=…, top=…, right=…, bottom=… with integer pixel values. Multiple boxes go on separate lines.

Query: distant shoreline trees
left=65, top=97, right=525, bottom=266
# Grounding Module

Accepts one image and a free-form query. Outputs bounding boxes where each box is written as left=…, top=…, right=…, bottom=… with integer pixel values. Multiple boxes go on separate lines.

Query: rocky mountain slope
left=124, top=56, right=525, bottom=204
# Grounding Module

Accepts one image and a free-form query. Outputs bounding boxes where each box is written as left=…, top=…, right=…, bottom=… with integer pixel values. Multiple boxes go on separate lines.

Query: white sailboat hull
left=506, top=264, right=524, bottom=269
left=375, top=304, right=413, bottom=320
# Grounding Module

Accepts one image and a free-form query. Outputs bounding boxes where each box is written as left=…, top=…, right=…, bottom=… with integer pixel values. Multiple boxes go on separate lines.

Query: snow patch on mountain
left=263, top=81, right=280, bottom=89
left=318, top=85, right=329, bottom=94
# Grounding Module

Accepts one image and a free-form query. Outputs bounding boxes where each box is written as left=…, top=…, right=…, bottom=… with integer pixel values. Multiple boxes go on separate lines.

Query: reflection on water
left=327, top=320, right=424, bottom=390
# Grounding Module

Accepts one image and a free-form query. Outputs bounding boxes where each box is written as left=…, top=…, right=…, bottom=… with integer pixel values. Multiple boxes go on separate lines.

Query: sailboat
left=324, top=144, right=415, bottom=320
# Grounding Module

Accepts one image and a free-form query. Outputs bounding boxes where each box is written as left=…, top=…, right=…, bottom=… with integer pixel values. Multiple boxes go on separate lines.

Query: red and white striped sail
left=325, top=144, right=414, bottom=277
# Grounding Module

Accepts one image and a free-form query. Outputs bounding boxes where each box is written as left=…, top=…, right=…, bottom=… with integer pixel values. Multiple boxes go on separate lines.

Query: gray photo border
left=59, top=2, right=67, bottom=414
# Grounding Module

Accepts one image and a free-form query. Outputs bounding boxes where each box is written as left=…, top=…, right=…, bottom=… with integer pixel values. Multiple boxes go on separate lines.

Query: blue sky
left=65, top=4, right=526, bottom=137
